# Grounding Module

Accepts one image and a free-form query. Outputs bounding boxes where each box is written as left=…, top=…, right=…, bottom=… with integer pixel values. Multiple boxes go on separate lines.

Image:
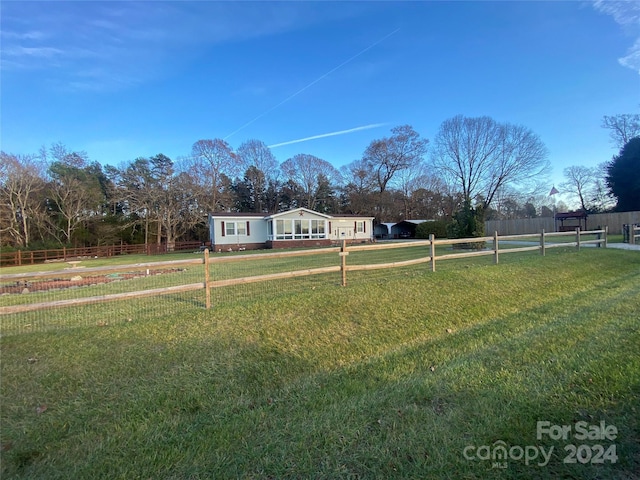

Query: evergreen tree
left=606, top=137, right=640, bottom=211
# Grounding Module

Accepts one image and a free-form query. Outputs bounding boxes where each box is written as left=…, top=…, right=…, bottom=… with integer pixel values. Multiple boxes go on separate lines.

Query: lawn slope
left=1, top=248, right=639, bottom=479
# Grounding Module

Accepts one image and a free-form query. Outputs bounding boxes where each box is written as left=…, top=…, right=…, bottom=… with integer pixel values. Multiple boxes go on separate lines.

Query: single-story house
left=208, top=208, right=374, bottom=251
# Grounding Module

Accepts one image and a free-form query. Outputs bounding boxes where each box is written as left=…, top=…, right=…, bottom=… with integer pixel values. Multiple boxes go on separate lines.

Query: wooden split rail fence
left=626, top=224, right=640, bottom=245
left=0, top=228, right=608, bottom=316
left=0, top=241, right=204, bottom=267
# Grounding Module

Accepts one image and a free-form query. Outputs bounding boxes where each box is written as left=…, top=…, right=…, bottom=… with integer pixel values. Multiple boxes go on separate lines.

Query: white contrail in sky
left=268, top=123, right=386, bottom=148
left=224, top=28, right=400, bottom=140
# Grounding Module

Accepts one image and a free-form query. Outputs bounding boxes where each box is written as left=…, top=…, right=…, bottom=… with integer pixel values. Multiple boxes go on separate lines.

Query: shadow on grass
left=1, top=252, right=639, bottom=479
left=173, top=273, right=639, bottom=479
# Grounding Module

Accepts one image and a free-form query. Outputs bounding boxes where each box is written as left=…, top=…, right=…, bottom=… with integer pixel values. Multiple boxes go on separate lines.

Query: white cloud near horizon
left=269, top=124, right=386, bottom=149
left=593, top=0, right=640, bottom=74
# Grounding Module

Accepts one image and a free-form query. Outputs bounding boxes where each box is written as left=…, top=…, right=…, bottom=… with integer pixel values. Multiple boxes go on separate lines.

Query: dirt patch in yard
left=1, top=268, right=186, bottom=295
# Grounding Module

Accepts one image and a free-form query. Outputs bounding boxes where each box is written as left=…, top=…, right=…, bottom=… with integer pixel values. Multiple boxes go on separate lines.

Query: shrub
left=447, top=201, right=486, bottom=249
left=415, top=220, right=451, bottom=239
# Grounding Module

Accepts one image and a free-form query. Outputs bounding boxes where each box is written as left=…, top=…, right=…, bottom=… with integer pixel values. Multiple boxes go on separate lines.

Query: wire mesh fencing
left=1, top=229, right=607, bottom=336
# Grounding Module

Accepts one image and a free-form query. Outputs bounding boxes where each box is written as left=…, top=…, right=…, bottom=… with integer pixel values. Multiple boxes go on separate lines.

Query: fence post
left=632, top=224, right=636, bottom=245
left=576, top=228, right=581, bottom=251
left=429, top=234, right=436, bottom=272
left=340, top=239, right=348, bottom=286
left=17, top=249, right=22, bottom=266
left=204, top=248, right=211, bottom=309
left=493, top=231, right=499, bottom=264
left=540, top=229, right=546, bottom=256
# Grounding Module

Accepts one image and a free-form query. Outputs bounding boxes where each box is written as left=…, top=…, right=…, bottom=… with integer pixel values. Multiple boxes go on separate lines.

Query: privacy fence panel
left=486, top=211, right=640, bottom=235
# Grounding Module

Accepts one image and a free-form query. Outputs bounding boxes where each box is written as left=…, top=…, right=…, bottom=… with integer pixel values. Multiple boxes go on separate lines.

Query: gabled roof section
left=265, top=207, right=332, bottom=220
left=331, top=213, right=375, bottom=220
left=209, top=212, right=267, bottom=218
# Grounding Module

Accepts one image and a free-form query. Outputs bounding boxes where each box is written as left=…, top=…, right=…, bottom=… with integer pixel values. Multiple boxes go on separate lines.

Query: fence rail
left=624, top=224, right=640, bottom=245
left=0, top=228, right=608, bottom=319
left=0, top=241, right=204, bottom=267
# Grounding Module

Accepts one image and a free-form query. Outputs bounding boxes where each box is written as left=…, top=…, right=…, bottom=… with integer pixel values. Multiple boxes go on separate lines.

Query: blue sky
left=2, top=0, right=639, bottom=192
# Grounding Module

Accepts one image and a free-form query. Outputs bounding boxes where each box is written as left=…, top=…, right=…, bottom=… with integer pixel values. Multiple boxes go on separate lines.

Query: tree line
left=1, top=114, right=638, bottom=250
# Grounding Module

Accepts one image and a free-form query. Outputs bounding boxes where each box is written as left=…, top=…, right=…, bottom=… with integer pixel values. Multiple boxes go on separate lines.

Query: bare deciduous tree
left=396, top=161, right=431, bottom=219
left=560, top=163, right=616, bottom=212
left=561, top=165, right=595, bottom=211
left=362, top=125, right=428, bottom=194
left=0, top=152, right=47, bottom=247
left=48, top=172, right=103, bottom=244
left=41, top=142, right=90, bottom=168
left=340, top=159, right=377, bottom=215
left=280, top=154, right=341, bottom=210
left=432, top=116, right=499, bottom=205
left=601, top=114, right=640, bottom=149
left=190, top=139, right=240, bottom=212
left=592, top=162, right=616, bottom=212
left=47, top=146, right=104, bottom=244
left=237, top=139, right=279, bottom=212
left=237, top=139, right=279, bottom=180
left=119, top=158, right=157, bottom=245
left=409, top=178, right=460, bottom=219
left=432, top=115, right=549, bottom=210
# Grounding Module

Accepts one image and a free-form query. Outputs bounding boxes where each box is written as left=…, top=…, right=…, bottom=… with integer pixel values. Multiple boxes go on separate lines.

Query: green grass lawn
left=1, top=248, right=639, bottom=479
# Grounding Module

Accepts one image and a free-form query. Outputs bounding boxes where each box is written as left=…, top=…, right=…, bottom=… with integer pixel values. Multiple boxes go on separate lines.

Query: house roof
left=209, top=208, right=374, bottom=221
left=208, top=212, right=267, bottom=218
left=265, top=207, right=332, bottom=220
left=331, top=214, right=375, bottom=220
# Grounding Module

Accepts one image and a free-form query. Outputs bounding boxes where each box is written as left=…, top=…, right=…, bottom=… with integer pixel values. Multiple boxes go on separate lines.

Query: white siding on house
left=329, top=218, right=372, bottom=241
left=209, top=215, right=266, bottom=247
left=209, top=208, right=374, bottom=248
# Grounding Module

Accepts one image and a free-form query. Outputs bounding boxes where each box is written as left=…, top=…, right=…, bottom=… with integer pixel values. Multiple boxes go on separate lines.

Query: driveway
left=499, top=240, right=640, bottom=251
left=607, top=243, right=640, bottom=251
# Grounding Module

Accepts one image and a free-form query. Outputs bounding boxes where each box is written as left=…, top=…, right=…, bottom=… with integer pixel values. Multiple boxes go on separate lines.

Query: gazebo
left=554, top=210, right=588, bottom=232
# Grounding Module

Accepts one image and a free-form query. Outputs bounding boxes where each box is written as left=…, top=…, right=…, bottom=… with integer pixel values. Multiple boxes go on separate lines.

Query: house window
left=274, top=218, right=327, bottom=240
left=224, top=221, right=247, bottom=236
left=276, top=219, right=293, bottom=239
left=311, top=220, right=325, bottom=238
left=356, top=221, right=365, bottom=233
left=294, top=219, right=310, bottom=239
